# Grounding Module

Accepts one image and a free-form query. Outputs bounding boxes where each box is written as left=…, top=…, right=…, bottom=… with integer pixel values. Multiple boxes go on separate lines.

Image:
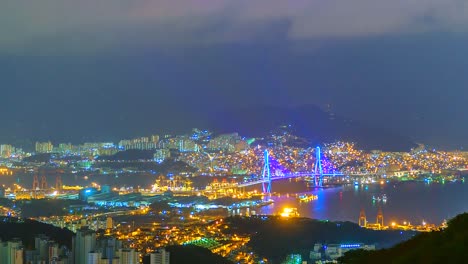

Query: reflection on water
left=249, top=180, right=468, bottom=225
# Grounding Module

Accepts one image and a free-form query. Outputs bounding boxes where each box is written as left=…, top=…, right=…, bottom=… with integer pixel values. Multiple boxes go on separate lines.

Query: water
left=252, top=180, right=468, bottom=225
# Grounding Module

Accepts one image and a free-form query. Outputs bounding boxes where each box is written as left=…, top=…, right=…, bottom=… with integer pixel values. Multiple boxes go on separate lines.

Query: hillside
left=0, top=217, right=74, bottom=249
left=207, top=105, right=416, bottom=151
left=223, top=216, right=416, bottom=263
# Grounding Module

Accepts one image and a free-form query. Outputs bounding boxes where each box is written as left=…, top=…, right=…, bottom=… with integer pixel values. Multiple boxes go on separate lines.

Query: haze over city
left=2, top=1, right=468, bottom=148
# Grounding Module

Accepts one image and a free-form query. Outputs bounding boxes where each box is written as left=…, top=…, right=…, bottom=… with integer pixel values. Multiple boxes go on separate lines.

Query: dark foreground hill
left=339, top=213, right=468, bottom=263
left=224, top=216, right=416, bottom=263
left=165, top=245, right=233, bottom=264
left=0, top=217, right=74, bottom=249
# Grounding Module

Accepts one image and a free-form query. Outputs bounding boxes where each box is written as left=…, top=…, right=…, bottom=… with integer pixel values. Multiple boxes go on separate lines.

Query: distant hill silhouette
left=8, top=104, right=415, bottom=152
left=205, top=105, right=416, bottom=151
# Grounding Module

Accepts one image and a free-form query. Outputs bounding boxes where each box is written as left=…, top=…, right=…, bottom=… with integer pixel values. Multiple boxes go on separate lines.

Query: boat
left=382, top=194, right=387, bottom=202
left=297, top=194, right=318, bottom=202
left=372, top=194, right=387, bottom=203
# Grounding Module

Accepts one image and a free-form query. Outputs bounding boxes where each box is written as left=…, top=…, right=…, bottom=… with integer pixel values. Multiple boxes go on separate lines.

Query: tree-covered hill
left=0, top=217, right=74, bottom=249
left=224, top=216, right=416, bottom=263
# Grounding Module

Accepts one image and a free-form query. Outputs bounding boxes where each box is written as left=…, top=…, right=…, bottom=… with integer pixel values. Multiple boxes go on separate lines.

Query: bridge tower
left=314, top=146, right=324, bottom=187
left=40, top=172, right=48, bottom=190
left=261, top=149, right=271, bottom=194
left=55, top=174, right=63, bottom=191
left=377, top=207, right=384, bottom=227
left=32, top=173, right=39, bottom=190
left=359, top=209, right=367, bottom=227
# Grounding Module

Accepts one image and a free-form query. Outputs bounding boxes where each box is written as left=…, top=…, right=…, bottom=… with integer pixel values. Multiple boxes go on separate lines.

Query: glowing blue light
left=340, top=244, right=361, bottom=248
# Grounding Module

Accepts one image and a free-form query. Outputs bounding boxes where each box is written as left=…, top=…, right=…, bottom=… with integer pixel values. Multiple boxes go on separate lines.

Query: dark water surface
left=255, top=180, right=468, bottom=225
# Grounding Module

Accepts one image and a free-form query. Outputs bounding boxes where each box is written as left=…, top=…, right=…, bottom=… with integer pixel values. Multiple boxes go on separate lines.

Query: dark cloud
left=1, top=1, right=468, bottom=149
left=2, top=0, right=468, bottom=52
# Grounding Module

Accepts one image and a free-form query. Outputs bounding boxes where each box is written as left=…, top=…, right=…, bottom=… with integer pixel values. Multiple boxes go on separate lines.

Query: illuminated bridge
left=207, top=146, right=356, bottom=194
left=206, top=146, right=382, bottom=194
left=240, top=147, right=344, bottom=193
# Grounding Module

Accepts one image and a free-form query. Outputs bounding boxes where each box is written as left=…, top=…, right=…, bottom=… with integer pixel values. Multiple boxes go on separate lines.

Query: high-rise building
left=178, top=138, right=198, bottom=152
left=0, top=144, right=13, bottom=158
left=97, top=237, right=121, bottom=260
left=74, top=227, right=96, bottom=264
left=0, top=239, right=23, bottom=264
left=149, top=248, right=170, bottom=264
left=119, top=137, right=158, bottom=150
left=154, top=149, right=170, bottom=163
left=118, top=248, right=138, bottom=264
left=57, top=143, right=73, bottom=154
left=106, top=217, right=113, bottom=230
left=151, top=135, right=160, bottom=143
left=87, top=251, right=101, bottom=264
left=24, top=235, right=68, bottom=263
left=207, top=133, right=242, bottom=153
left=35, top=234, right=49, bottom=261
left=35, top=141, right=53, bottom=153
left=98, top=147, right=119, bottom=156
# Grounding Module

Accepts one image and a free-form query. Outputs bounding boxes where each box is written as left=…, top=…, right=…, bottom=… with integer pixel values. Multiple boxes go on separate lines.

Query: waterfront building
left=310, top=243, right=375, bottom=261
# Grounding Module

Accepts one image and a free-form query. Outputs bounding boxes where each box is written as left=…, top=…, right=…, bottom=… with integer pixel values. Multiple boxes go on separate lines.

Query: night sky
left=1, top=1, right=468, bottom=148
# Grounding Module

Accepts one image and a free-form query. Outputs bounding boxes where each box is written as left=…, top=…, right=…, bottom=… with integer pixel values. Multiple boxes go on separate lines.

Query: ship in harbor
left=297, top=193, right=318, bottom=202
left=372, top=194, right=387, bottom=203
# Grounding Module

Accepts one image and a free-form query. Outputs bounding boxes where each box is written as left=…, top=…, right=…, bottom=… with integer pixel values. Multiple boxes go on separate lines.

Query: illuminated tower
left=314, top=146, right=324, bottom=187
left=359, top=209, right=367, bottom=227
left=377, top=207, right=384, bottom=227
left=32, top=173, right=39, bottom=190
left=262, top=149, right=271, bottom=194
